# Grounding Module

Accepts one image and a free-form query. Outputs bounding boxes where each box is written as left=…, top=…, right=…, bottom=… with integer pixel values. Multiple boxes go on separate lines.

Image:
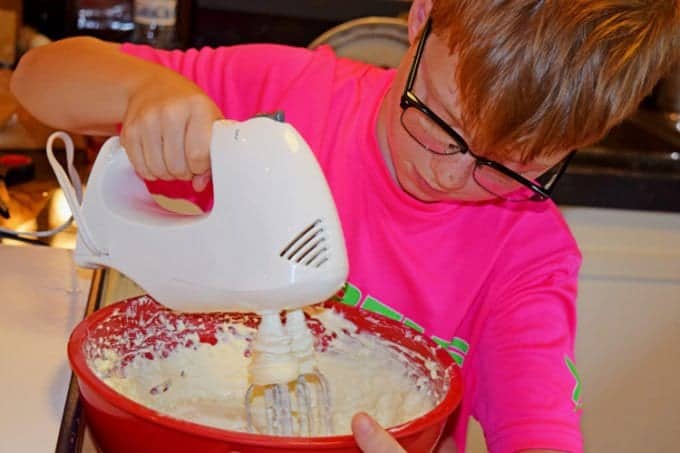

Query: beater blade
left=244, top=309, right=332, bottom=436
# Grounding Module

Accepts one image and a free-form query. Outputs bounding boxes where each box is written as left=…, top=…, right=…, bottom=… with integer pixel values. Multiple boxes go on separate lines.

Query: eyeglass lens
left=403, top=106, right=541, bottom=200
left=400, top=108, right=463, bottom=155
left=473, top=165, right=535, bottom=201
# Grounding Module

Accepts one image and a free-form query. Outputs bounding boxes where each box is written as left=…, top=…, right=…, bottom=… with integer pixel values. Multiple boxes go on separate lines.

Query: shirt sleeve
left=119, top=42, right=338, bottom=150
left=473, top=213, right=584, bottom=453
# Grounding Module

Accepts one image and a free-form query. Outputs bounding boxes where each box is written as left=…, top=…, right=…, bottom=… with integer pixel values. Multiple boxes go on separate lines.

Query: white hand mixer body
left=52, top=117, right=349, bottom=436
left=72, top=117, right=348, bottom=313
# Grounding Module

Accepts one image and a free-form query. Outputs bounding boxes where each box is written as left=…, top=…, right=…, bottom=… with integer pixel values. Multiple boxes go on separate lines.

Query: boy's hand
left=120, top=74, right=223, bottom=191
left=352, top=412, right=407, bottom=453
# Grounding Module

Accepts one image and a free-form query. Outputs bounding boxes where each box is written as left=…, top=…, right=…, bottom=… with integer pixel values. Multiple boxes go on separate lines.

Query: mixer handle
left=142, top=112, right=285, bottom=215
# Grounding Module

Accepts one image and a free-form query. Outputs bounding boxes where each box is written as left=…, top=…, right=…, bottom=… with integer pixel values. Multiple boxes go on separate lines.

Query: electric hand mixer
left=48, top=116, right=349, bottom=436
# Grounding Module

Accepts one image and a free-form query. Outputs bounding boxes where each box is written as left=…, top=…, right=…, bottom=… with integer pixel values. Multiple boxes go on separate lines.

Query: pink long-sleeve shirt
left=121, top=42, right=584, bottom=453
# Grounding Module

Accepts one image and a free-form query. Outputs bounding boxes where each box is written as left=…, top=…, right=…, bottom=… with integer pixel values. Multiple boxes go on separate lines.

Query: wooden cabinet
left=0, top=0, right=21, bottom=65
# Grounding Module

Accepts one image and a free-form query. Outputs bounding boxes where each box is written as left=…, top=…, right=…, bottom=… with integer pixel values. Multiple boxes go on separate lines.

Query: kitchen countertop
left=0, top=244, right=92, bottom=452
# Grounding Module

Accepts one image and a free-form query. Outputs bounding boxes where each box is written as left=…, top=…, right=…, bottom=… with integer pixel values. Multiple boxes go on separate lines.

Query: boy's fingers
left=351, top=413, right=406, bottom=453
left=120, top=126, right=153, bottom=180
left=162, top=110, right=192, bottom=180
left=184, top=108, right=215, bottom=176
left=141, top=123, right=170, bottom=180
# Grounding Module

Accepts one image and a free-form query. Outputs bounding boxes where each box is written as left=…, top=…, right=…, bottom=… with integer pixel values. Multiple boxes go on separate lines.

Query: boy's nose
left=431, top=152, right=475, bottom=190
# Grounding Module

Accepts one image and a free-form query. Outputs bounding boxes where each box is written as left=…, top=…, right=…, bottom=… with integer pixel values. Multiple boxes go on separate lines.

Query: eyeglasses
left=399, top=18, right=573, bottom=202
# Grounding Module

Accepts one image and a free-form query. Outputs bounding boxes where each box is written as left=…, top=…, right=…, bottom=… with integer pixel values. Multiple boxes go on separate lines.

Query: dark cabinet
left=191, top=0, right=411, bottom=47
left=22, top=1, right=411, bottom=47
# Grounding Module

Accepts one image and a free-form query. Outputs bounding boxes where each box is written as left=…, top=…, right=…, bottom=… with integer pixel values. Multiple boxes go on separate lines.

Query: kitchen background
left=0, top=1, right=678, bottom=452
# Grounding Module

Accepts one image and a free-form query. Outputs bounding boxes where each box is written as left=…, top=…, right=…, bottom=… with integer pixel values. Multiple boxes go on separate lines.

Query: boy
left=10, top=0, right=679, bottom=451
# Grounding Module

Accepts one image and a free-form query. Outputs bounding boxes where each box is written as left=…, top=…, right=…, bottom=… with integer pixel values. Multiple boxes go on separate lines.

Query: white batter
left=89, top=303, right=442, bottom=436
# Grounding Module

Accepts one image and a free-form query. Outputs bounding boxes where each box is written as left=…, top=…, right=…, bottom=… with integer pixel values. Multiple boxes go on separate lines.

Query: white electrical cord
left=0, top=132, right=104, bottom=256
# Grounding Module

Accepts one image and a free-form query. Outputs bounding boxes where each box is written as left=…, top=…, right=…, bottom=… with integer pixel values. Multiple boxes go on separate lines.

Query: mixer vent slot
left=280, top=219, right=329, bottom=268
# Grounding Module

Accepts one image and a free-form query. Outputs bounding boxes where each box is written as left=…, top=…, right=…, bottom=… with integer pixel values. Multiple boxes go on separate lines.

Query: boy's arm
left=473, top=251, right=583, bottom=453
left=11, top=37, right=156, bottom=135
left=10, top=36, right=222, bottom=183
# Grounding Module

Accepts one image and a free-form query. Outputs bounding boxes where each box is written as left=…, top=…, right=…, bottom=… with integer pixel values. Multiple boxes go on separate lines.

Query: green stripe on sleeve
left=450, top=337, right=469, bottom=354
left=432, top=336, right=449, bottom=349
left=403, top=318, right=424, bottom=333
left=449, top=351, right=464, bottom=367
left=339, top=282, right=361, bottom=307
left=361, top=297, right=403, bottom=321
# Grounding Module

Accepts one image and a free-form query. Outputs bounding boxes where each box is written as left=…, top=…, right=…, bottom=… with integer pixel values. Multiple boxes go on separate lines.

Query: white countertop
left=0, top=244, right=92, bottom=452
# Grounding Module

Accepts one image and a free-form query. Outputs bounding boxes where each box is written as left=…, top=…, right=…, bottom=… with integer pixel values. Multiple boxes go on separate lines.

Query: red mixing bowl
left=68, top=296, right=463, bottom=453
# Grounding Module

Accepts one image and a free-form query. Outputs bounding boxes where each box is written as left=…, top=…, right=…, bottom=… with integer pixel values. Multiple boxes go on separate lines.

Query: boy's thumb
left=351, top=412, right=406, bottom=453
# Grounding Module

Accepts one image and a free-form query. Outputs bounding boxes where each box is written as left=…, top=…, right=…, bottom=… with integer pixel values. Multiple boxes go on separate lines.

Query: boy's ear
left=407, top=0, right=433, bottom=43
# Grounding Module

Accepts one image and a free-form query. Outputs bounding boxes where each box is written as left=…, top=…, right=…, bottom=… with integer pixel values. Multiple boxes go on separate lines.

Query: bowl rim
left=68, top=297, right=463, bottom=447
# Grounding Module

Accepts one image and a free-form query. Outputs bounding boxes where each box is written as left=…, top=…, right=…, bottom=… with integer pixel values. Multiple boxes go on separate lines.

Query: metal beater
left=245, top=309, right=332, bottom=436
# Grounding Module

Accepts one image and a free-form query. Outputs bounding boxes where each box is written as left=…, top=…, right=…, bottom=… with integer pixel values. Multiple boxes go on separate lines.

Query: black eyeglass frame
left=399, top=18, right=574, bottom=202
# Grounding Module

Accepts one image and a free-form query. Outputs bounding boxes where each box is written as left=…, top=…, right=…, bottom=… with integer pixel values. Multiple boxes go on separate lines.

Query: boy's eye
left=410, top=109, right=454, bottom=146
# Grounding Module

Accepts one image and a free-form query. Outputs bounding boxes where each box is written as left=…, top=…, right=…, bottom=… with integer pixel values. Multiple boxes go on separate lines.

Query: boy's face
left=377, top=22, right=571, bottom=204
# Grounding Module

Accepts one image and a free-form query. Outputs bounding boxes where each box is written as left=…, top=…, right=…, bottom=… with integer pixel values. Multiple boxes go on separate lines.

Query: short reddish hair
left=430, top=0, right=680, bottom=161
